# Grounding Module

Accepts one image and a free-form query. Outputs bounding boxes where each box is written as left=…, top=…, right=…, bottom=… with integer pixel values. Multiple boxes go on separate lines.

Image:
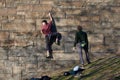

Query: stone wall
left=0, top=0, right=120, bottom=80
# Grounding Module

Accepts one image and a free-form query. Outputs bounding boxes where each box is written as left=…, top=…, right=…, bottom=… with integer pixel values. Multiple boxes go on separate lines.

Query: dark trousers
left=45, top=34, right=56, bottom=56
left=76, top=43, right=90, bottom=65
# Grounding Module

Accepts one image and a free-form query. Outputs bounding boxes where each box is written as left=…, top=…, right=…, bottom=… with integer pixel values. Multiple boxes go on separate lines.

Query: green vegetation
left=51, top=55, right=120, bottom=80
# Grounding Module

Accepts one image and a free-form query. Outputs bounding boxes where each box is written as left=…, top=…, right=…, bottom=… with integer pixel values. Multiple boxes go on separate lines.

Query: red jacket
left=41, top=21, right=52, bottom=36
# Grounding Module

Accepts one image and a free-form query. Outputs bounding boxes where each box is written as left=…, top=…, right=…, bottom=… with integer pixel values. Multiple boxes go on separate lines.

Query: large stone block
left=91, top=16, right=100, bottom=22
left=4, top=61, right=14, bottom=72
left=86, top=0, right=111, bottom=3
left=17, top=4, right=33, bottom=11
left=114, top=0, right=120, bottom=3
left=25, top=19, right=36, bottom=25
left=6, top=0, right=16, bottom=3
left=101, top=22, right=112, bottom=28
left=113, top=36, right=120, bottom=45
left=56, top=19, right=80, bottom=26
left=80, top=16, right=90, bottom=22
left=111, top=7, right=120, bottom=13
left=65, top=9, right=81, bottom=15
left=0, top=8, right=7, bottom=16
left=0, top=32, right=9, bottom=41
left=24, top=11, right=46, bottom=19
left=55, top=19, right=67, bottom=26
left=63, top=42, right=74, bottom=53
left=17, top=5, right=51, bottom=17
left=40, top=0, right=54, bottom=5
left=0, top=47, right=7, bottom=59
left=113, top=22, right=120, bottom=28
left=90, top=44, right=106, bottom=53
left=58, top=1, right=84, bottom=8
left=104, top=35, right=113, bottom=46
left=2, top=22, right=35, bottom=32
left=0, top=0, right=5, bottom=8
left=88, top=34, right=104, bottom=44
left=1, top=31, right=40, bottom=47
left=113, top=28, right=120, bottom=36
left=12, top=39, right=31, bottom=47
left=15, top=0, right=40, bottom=4
left=0, top=8, right=16, bottom=16
left=12, top=66, right=22, bottom=74
left=0, top=59, right=5, bottom=68
left=5, top=0, right=17, bottom=8
left=100, top=10, right=114, bottom=22
left=36, top=19, right=43, bottom=27
left=53, top=12, right=66, bottom=19
left=17, top=11, right=26, bottom=16
left=32, top=5, right=52, bottom=12
left=0, top=74, right=7, bottom=80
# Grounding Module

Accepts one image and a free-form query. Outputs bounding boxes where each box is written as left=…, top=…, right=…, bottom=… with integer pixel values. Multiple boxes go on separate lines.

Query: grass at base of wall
left=51, top=55, right=120, bottom=80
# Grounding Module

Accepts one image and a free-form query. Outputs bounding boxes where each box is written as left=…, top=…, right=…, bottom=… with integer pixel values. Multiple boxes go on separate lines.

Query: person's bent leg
left=46, top=42, right=53, bottom=58
left=45, top=35, right=52, bottom=58
left=46, top=35, right=54, bottom=59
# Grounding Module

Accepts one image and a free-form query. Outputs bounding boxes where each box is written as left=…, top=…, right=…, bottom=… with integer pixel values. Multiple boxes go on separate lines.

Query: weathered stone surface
left=91, top=16, right=100, bottom=22
left=2, top=22, right=35, bottom=32
left=57, top=1, right=84, bottom=8
left=111, top=7, right=120, bottom=13
left=0, top=0, right=120, bottom=79
left=89, top=34, right=104, bottom=45
left=86, top=0, right=112, bottom=3
left=0, top=32, right=9, bottom=41
left=0, top=8, right=7, bottom=16
left=0, top=0, right=5, bottom=8
left=0, top=8, right=16, bottom=16
left=0, top=48, right=7, bottom=59
left=40, top=0, right=54, bottom=5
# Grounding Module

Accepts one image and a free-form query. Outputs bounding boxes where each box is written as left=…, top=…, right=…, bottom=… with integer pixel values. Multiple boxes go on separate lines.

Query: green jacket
left=74, top=30, right=88, bottom=47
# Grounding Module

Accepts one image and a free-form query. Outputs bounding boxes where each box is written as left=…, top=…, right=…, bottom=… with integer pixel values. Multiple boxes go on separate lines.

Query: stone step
left=33, top=51, right=79, bottom=60
left=53, top=51, right=79, bottom=60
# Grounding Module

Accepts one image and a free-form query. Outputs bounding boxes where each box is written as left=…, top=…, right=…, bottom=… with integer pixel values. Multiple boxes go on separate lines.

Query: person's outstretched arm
left=49, top=12, right=57, bottom=32
left=49, top=12, right=53, bottom=21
